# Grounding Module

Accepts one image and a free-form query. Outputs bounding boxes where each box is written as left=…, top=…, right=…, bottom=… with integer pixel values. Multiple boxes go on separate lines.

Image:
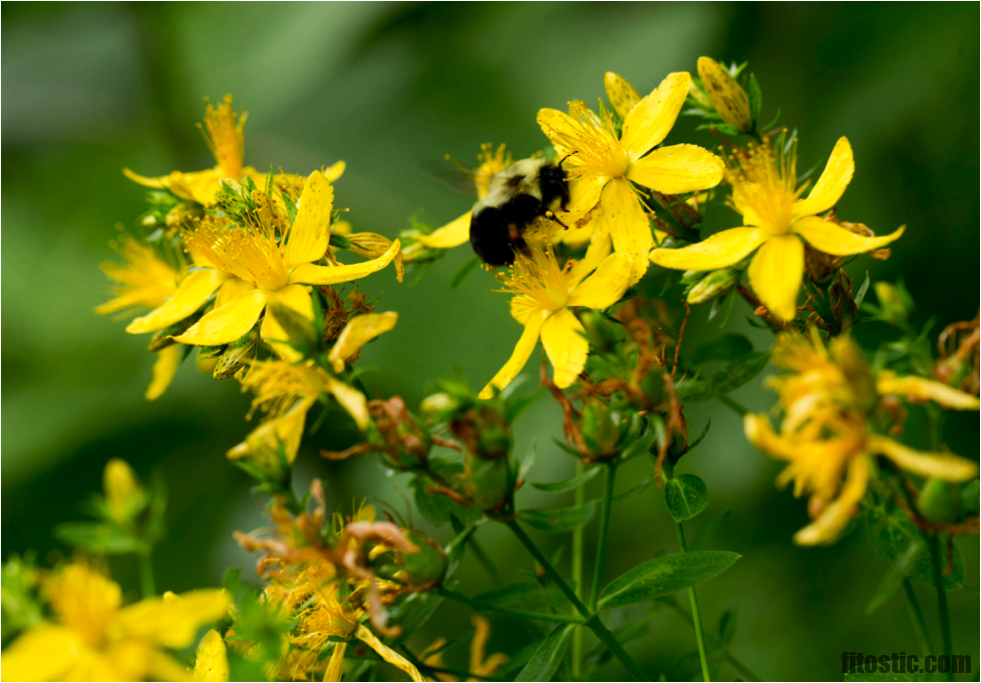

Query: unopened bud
left=581, top=397, right=620, bottom=456
left=874, top=282, right=909, bottom=326
left=686, top=268, right=739, bottom=304
left=214, top=329, right=259, bottom=380
left=420, top=392, right=459, bottom=419
left=398, top=530, right=446, bottom=586
left=697, top=57, right=753, bottom=132
left=104, top=459, right=144, bottom=522
left=917, top=478, right=957, bottom=523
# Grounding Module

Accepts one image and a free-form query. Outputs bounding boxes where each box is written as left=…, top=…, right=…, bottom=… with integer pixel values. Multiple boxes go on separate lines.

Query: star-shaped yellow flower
left=479, top=222, right=632, bottom=398
left=651, top=136, right=904, bottom=320
left=745, top=334, right=978, bottom=545
left=124, top=95, right=343, bottom=207
left=0, top=563, right=229, bottom=682
left=125, top=171, right=400, bottom=361
left=538, top=72, right=725, bottom=284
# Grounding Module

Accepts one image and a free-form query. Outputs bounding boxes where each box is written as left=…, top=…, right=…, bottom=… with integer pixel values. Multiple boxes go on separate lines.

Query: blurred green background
left=2, top=2, right=978, bottom=680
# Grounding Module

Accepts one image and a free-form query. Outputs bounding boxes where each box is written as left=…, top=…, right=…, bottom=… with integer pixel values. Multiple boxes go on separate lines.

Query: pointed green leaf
left=516, top=624, right=574, bottom=682
left=531, top=467, right=599, bottom=493
left=518, top=501, right=597, bottom=533
left=664, top=474, right=709, bottom=522
left=599, top=551, right=740, bottom=609
left=866, top=540, right=924, bottom=615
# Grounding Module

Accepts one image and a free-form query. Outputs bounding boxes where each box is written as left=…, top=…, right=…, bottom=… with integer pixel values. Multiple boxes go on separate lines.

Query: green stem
left=718, top=395, right=748, bottom=417
left=138, top=550, right=156, bottom=598
left=572, top=461, right=587, bottom=680
left=665, top=599, right=761, bottom=682
left=927, top=533, right=953, bottom=681
left=436, top=586, right=582, bottom=624
left=589, top=463, right=616, bottom=611
left=902, top=578, right=935, bottom=657
left=468, top=535, right=504, bottom=586
left=503, top=520, right=646, bottom=681
left=675, top=522, right=711, bottom=682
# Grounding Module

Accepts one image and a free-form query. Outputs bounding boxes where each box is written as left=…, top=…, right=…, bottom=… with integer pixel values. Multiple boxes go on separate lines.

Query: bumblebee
left=469, top=158, right=569, bottom=265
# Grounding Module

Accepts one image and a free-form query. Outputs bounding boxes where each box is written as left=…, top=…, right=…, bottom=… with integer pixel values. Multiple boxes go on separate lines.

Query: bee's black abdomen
left=470, top=194, right=542, bottom=266
left=538, top=163, right=569, bottom=209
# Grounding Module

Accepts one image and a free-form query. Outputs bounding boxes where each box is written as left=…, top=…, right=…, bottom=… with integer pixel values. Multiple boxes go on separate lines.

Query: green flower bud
left=214, top=329, right=259, bottom=380
left=917, top=478, right=957, bottom=523
left=463, top=451, right=511, bottom=511
left=420, top=392, right=460, bottom=420
left=874, top=282, right=910, bottom=326
left=686, top=268, right=740, bottom=305
left=581, top=397, right=620, bottom=455
left=103, top=459, right=146, bottom=522
left=398, top=530, right=446, bottom=586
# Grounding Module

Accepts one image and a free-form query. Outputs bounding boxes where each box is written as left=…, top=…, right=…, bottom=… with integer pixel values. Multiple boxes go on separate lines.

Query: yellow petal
left=0, top=625, right=82, bottom=682
left=289, top=239, right=401, bottom=286
left=194, top=629, right=229, bottom=682
left=794, top=454, right=869, bottom=546
left=325, top=377, right=370, bottom=431
left=146, top=345, right=181, bottom=401
left=328, top=312, right=399, bottom=372
left=356, top=625, right=425, bottom=683
left=747, top=235, right=803, bottom=321
left=479, top=313, right=546, bottom=398
left=127, top=270, right=223, bottom=334
left=115, top=589, right=230, bottom=650
left=537, top=107, right=580, bottom=159
left=541, top=308, right=588, bottom=389
left=214, top=277, right=256, bottom=310
left=568, top=252, right=632, bottom=309
left=285, top=170, right=334, bottom=269
left=792, top=217, right=904, bottom=256
left=621, top=72, right=691, bottom=159
left=173, top=289, right=266, bottom=347
left=650, top=227, right=764, bottom=270
left=123, top=167, right=170, bottom=190
left=870, top=436, right=979, bottom=482
left=415, top=212, right=471, bottom=248
left=603, top=178, right=652, bottom=286
left=744, top=414, right=794, bottom=459
left=604, top=72, right=641, bottom=120
left=627, top=143, right=725, bottom=194
left=792, top=137, right=854, bottom=217
left=560, top=174, right=607, bottom=222
left=567, top=217, right=613, bottom=287
left=259, top=284, right=314, bottom=357
left=325, top=160, right=346, bottom=182
left=324, top=642, right=347, bottom=682
left=876, top=371, right=980, bottom=410
left=696, top=57, right=752, bottom=132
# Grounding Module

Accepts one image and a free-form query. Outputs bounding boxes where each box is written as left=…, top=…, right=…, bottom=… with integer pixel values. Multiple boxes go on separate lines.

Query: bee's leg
left=545, top=211, right=570, bottom=230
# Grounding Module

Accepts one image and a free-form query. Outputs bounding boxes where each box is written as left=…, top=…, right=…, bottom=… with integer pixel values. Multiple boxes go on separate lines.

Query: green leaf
left=516, top=624, right=574, bottom=682
left=613, top=475, right=654, bottom=503
left=678, top=353, right=769, bottom=403
left=690, top=511, right=731, bottom=551
left=690, top=333, right=754, bottom=363
left=866, top=506, right=963, bottom=590
left=410, top=476, right=482, bottom=528
left=599, top=551, right=740, bottom=609
left=54, top=522, right=143, bottom=554
left=664, top=474, right=709, bottom=522
left=531, top=467, right=599, bottom=493
left=518, top=501, right=597, bottom=533
left=747, top=73, right=762, bottom=122
left=473, top=583, right=567, bottom=610
left=854, top=271, right=871, bottom=308
left=866, top=540, right=924, bottom=614
left=451, top=255, right=482, bottom=289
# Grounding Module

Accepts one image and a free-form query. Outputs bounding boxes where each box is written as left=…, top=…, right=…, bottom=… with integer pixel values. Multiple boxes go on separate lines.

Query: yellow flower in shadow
left=0, top=563, right=228, bottom=682
left=745, top=334, right=978, bottom=545
left=651, top=136, right=904, bottom=320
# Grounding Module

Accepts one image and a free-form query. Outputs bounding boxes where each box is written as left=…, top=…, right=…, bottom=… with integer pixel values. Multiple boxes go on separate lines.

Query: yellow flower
left=414, top=143, right=514, bottom=250
left=192, top=629, right=228, bottom=682
left=124, top=95, right=344, bottom=207
left=696, top=57, right=753, bottom=132
left=228, top=313, right=398, bottom=464
left=0, top=563, right=229, bottom=682
left=538, top=72, right=724, bottom=284
left=651, top=137, right=905, bottom=321
left=479, top=225, right=632, bottom=398
left=125, top=171, right=400, bottom=362
left=422, top=615, right=509, bottom=682
left=745, top=334, right=979, bottom=545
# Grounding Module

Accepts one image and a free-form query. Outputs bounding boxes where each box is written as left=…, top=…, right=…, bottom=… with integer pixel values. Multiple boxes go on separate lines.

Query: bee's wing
left=418, top=159, right=479, bottom=198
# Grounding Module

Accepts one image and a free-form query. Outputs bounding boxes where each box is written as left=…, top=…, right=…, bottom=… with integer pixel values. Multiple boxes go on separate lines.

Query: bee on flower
left=651, top=133, right=904, bottom=321
left=0, top=562, right=229, bottom=682
left=745, top=333, right=979, bottom=545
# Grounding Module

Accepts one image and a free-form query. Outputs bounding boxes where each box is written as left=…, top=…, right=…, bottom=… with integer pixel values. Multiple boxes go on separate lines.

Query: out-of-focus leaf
left=516, top=623, right=574, bottom=682
left=531, top=467, right=599, bottom=493
left=664, top=474, right=709, bottom=522
left=690, top=333, right=754, bottom=363
left=678, top=353, right=769, bottom=403
left=866, top=539, right=924, bottom=614
left=866, top=506, right=963, bottom=590
left=54, top=522, right=142, bottom=554
left=690, top=511, right=731, bottom=551
left=518, top=501, right=597, bottom=533
left=599, top=551, right=740, bottom=609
